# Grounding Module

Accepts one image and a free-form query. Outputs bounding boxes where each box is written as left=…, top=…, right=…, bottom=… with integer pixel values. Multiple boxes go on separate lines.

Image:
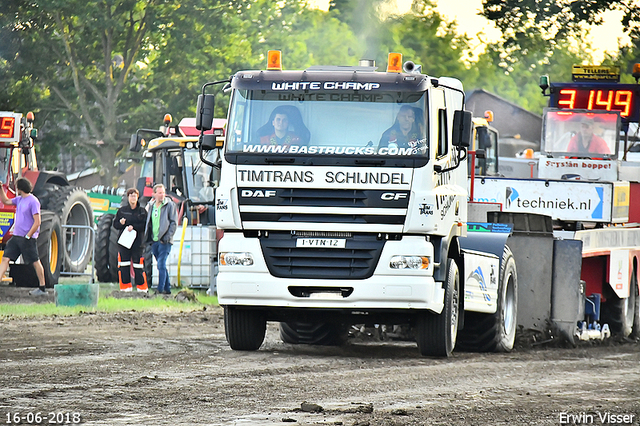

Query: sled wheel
left=603, top=269, right=639, bottom=338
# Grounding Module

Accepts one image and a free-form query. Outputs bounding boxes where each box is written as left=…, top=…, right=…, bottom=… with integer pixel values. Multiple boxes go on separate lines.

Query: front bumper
left=217, top=233, right=444, bottom=313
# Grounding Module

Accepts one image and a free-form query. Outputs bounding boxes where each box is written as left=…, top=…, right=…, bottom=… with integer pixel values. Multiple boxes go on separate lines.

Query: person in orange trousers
left=113, top=188, right=148, bottom=291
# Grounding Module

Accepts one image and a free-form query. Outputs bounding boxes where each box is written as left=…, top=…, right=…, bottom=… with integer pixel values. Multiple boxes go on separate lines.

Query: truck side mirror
left=453, top=110, right=472, bottom=148
left=196, top=94, right=215, bottom=131
left=129, top=133, right=142, bottom=152
left=201, top=134, right=217, bottom=150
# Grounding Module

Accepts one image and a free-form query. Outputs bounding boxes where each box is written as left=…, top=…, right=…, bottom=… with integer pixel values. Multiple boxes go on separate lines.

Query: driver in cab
left=260, top=112, right=301, bottom=147
left=566, top=117, right=610, bottom=156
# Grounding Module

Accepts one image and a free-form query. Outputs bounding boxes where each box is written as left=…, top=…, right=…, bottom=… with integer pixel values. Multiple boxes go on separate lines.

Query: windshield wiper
left=264, top=157, right=295, bottom=164
left=355, top=159, right=386, bottom=166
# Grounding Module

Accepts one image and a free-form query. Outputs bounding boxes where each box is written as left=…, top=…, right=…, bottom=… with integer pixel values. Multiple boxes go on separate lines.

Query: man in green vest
left=144, top=184, right=177, bottom=295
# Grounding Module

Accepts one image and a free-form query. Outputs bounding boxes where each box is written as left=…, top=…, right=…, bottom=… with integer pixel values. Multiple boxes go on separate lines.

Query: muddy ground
left=1, top=285, right=639, bottom=426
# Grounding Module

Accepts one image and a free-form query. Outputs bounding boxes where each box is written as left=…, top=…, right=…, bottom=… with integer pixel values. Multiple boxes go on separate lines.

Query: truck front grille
left=238, top=187, right=409, bottom=226
left=260, top=232, right=385, bottom=279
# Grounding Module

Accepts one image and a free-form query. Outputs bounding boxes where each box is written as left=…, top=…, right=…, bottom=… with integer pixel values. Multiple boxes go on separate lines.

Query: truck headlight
left=389, top=255, right=429, bottom=269
left=220, top=252, right=254, bottom=266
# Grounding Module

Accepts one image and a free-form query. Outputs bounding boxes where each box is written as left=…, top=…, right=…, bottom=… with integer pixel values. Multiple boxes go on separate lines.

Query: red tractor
left=0, top=111, right=94, bottom=287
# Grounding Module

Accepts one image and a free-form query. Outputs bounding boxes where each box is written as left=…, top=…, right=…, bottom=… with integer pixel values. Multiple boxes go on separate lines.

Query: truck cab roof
left=231, top=69, right=431, bottom=92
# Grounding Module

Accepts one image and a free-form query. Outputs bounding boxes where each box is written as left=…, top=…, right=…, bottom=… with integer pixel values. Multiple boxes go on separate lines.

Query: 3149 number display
left=549, top=84, right=640, bottom=123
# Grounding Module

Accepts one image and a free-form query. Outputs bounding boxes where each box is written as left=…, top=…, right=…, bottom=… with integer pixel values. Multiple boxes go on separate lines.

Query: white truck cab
left=197, top=52, right=517, bottom=356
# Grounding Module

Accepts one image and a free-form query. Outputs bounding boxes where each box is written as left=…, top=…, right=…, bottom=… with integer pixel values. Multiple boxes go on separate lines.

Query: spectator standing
left=113, top=188, right=148, bottom=292
left=0, top=178, right=46, bottom=295
left=144, top=184, right=177, bottom=295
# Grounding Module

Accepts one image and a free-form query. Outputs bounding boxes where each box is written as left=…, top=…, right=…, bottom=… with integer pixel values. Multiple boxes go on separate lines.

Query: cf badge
left=381, top=192, right=408, bottom=201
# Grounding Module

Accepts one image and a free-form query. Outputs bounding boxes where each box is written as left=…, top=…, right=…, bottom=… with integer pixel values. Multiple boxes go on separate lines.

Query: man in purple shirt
left=0, top=178, right=47, bottom=295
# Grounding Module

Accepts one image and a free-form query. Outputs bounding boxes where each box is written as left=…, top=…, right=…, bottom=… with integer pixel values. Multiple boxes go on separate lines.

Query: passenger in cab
left=378, top=106, right=423, bottom=151
left=566, top=117, right=610, bottom=156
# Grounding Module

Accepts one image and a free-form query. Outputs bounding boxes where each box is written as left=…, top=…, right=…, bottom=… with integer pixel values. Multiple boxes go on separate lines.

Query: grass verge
left=0, top=284, right=219, bottom=318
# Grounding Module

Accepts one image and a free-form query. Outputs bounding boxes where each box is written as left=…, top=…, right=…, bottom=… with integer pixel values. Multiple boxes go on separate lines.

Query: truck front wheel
left=224, top=307, right=266, bottom=351
left=414, top=258, right=460, bottom=357
left=457, top=245, right=518, bottom=352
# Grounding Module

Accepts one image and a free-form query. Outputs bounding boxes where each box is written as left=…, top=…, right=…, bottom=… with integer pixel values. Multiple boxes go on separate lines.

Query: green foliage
left=481, top=0, right=638, bottom=51
left=2, top=0, right=637, bottom=175
left=384, top=1, right=471, bottom=79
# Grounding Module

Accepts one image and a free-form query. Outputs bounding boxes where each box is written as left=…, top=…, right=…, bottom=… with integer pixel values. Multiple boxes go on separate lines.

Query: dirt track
left=1, top=286, right=639, bottom=426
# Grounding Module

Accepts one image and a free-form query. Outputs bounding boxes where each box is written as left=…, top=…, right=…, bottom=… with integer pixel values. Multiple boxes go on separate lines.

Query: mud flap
left=550, top=239, right=584, bottom=346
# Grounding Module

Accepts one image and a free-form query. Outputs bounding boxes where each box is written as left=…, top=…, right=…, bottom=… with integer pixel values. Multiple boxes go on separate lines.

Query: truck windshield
left=226, top=89, right=427, bottom=158
left=542, top=110, right=619, bottom=159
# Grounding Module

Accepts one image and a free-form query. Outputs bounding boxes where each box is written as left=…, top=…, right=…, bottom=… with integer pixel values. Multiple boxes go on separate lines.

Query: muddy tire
left=457, top=245, right=518, bottom=352
left=630, top=272, right=640, bottom=339
left=38, top=211, right=63, bottom=288
left=49, top=186, right=94, bottom=273
left=108, top=222, right=119, bottom=281
left=414, top=258, right=460, bottom=357
left=279, top=322, right=346, bottom=346
left=95, top=214, right=116, bottom=282
left=603, top=270, right=639, bottom=338
left=224, top=307, right=266, bottom=351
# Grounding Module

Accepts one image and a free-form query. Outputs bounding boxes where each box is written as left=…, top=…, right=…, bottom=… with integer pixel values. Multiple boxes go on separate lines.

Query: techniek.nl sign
left=472, top=178, right=613, bottom=222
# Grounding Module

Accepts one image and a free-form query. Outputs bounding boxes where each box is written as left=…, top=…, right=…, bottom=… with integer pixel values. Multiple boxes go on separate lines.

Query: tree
left=481, top=0, right=640, bottom=56
left=384, top=0, right=471, bottom=79
left=0, top=0, right=179, bottom=184
left=147, top=0, right=362, bottom=123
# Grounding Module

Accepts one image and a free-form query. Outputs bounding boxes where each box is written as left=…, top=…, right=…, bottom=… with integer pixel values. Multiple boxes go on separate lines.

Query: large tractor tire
left=39, top=211, right=63, bottom=288
left=50, top=186, right=94, bottom=273
left=414, top=257, right=460, bottom=357
left=457, top=245, right=518, bottom=352
left=602, top=270, right=639, bottom=338
left=108, top=221, right=119, bottom=281
left=224, top=306, right=266, bottom=351
left=95, top=213, right=117, bottom=282
left=9, top=211, right=63, bottom=288
left=279, top=321, right=346, bottom=346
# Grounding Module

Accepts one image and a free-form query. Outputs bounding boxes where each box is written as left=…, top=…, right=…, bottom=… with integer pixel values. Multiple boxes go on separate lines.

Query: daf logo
left=241, top=189, right=277, bottom=198
left=381, top=192, right=407, bottom=201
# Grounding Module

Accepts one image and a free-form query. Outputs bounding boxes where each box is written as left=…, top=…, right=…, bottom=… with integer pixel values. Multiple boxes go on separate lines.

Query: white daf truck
left=196, top=52, right=517, bottom=357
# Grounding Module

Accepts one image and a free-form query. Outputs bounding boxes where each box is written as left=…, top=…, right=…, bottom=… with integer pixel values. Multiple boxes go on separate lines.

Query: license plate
left=296, top=238, right=346, bottom=248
